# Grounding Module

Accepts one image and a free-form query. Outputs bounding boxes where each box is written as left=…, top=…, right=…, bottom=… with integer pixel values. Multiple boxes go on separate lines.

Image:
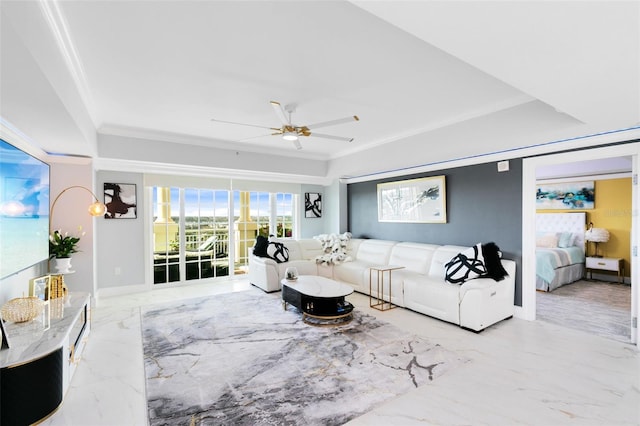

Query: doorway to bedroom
left=522, top=141, right=639, bottom=348
left=535, top=159, right=632, bottom=343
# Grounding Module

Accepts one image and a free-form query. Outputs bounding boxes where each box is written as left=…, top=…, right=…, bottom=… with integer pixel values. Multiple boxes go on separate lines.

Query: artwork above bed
left=536, top=181, right=594, bottom=210
left=535, top=212, right=587, bottom=292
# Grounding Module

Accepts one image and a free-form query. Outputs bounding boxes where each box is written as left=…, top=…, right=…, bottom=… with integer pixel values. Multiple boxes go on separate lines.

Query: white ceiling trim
left=93, top=158, right=334, bottom=186
left=537, top=173, right=631, bottom=184
left=37, top=0, right=97, bottom=126
left=341, top=125, right=640, bottom=184
left=98, top=124, right=330, bottom=161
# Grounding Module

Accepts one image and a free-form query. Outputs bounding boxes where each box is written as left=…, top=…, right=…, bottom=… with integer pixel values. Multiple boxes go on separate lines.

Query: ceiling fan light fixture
left=282, top=131, right=298, bottom=141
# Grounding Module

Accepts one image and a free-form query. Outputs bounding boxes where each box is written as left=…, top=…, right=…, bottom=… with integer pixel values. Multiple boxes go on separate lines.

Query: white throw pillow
left=445, top=244, right=486, bottom=284
left=536, top=233, right=558, bottom=248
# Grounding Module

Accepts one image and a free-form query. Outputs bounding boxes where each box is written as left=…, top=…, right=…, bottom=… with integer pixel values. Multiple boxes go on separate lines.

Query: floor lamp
left=50, top=185, right=107, bottom=225
left=49, top=185, right=107, bottom=275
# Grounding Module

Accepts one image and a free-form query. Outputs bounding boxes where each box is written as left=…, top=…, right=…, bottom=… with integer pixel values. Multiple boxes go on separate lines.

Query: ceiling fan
left=211, top=101, right=359, bottom=150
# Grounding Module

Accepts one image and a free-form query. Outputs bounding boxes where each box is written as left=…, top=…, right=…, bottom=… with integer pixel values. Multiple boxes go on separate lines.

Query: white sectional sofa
left=248, top=238, right=516, bottom=331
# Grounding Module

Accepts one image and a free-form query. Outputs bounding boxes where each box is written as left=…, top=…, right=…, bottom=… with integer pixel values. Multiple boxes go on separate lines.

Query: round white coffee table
left=281, top=275, right=354, bottom=325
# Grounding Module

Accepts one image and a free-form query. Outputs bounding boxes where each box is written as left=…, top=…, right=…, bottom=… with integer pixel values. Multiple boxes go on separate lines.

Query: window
left=274, top=192, right=294, bottom=238
left=152, top=186, right=296, bottom=285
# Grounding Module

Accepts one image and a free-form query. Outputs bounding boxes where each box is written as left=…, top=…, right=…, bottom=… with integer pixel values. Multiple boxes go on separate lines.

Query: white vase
left=54, top=257, right=72, bottom=274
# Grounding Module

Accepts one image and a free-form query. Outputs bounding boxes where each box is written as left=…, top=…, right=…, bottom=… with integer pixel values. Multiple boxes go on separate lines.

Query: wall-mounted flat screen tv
left=0, top=139, right=50, bottom=279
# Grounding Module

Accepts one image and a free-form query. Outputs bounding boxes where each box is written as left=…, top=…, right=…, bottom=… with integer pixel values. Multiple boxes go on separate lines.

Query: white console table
left=0, top=292, right=91, bottom=425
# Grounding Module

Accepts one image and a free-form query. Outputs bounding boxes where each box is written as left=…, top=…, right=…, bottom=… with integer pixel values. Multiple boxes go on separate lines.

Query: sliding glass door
left=152, top=186, right=296, bottom=285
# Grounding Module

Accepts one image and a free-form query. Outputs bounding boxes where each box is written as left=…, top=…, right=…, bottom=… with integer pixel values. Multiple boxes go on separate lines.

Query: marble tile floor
left=42, top=278, right=640, bottom=426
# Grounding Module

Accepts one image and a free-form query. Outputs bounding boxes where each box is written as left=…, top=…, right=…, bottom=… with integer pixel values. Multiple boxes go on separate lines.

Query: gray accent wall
left=348, top=159, right=523, bottom=306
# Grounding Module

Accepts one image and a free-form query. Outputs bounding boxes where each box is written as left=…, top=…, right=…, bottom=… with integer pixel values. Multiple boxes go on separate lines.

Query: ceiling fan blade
left=292, top=139, right=302, bottom=150
left=306, top=115, right=359, bottom=130
left=236, top=133, right=275, bottom=142
left=270, top=101, right=290, bottom=125
left=211, top=118, right=278, bottom=131
left=308, top=132, right=354, bottom=142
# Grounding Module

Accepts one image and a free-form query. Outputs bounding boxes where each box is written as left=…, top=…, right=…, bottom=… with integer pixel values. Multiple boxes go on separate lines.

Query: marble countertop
left=0, top=292, right=90, bottom=368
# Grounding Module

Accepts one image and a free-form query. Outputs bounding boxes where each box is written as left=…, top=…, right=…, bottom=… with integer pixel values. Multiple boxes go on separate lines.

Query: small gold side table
left=369, top=265, right=404, bottom=311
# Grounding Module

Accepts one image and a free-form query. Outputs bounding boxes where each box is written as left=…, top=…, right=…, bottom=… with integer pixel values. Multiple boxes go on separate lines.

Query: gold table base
left=369, top=265, right=405, bottom=311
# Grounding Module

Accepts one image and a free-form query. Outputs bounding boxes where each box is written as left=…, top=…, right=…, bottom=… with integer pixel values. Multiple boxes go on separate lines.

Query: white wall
left=95, top=171, right=146, bottom=291
left=49, top=160, right=98, bottom=296
left=299, top=184, right=327, bottom=238
left=0, top=263, right=48, bottom=306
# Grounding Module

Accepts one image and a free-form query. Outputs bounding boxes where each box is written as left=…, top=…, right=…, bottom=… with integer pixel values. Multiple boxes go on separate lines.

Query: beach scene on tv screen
left=0, top=139, right=50, bottom=278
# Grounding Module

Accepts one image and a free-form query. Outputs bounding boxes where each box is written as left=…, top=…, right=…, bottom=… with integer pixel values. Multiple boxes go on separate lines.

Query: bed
left=536, top=212, right=586, bottom=291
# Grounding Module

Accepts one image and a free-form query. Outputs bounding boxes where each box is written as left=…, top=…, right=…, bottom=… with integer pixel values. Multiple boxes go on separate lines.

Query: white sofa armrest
left=248, top=254, right=281, bottom=292
left=458, top=259, right=516, bottom=331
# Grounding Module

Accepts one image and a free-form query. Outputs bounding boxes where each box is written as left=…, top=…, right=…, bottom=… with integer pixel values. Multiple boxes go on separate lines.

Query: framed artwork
left=378, top=176, right=447, bottom=223
left=305, top=192, right=322, bottom=218
left=29, top=275, right=50, bottom=301
left=536, top=181, right=594, bottom=210
left=104, top=183, right=137, bottom=219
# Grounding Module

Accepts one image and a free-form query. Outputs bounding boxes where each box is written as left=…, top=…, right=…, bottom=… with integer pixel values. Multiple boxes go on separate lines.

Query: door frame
left=522, top=141, right=639, bottom=347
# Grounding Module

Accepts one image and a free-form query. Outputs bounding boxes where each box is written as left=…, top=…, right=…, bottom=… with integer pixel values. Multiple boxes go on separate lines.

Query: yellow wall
left=538, top=177, right=632, bottom=279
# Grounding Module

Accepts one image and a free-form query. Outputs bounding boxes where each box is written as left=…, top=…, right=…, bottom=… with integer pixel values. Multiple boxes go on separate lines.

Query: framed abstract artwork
left=536, top=181, right=594, bottom=210
left=305, top=192, right=322, bottom=218
left=377, top=176, right=446, bottom=223
left=104, top=183, right=137, bottom=219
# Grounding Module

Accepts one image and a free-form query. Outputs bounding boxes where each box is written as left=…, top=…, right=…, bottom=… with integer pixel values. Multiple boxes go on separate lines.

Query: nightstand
left=585, top=256, right=624, bottom=283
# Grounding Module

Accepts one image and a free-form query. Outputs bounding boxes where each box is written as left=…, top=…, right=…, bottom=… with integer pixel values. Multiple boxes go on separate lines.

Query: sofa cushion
left=276, top=260, right=317, bottom=279
left=333, top=260, right=372, bottom=291
left=297, top=239, right=324, bottom=260
left=403, top=275, right=461, bottom=325
left=389, top=242, right=439, bottom=274
left=354, top=240, right=397, bottom=265
left=445, top=244, right=486, bottom=284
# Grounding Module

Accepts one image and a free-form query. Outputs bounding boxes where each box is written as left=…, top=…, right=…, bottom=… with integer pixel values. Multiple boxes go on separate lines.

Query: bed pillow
left=536, top=233, right=558, bottom=248
left=557, top=232, right=575, bottom=248
left=445, top=243, right=486, bottom=284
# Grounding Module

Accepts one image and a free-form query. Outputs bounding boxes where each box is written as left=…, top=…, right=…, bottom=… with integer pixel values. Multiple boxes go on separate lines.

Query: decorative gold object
left=1, top=296, right=45, bottom=323
left=48, top=274, right=67, bottom=299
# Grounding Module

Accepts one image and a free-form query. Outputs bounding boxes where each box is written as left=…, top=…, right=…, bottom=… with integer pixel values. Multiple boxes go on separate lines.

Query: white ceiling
left=1, top=1, right=639, bottom=180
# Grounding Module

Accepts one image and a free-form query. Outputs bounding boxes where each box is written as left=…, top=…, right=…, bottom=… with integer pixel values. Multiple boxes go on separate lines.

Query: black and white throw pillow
left=266, top=241, right=289, bottom=263
left=445, top=244, right=486, bottom=284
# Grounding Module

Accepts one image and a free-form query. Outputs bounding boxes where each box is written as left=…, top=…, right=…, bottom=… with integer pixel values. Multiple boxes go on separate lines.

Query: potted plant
left=49, top=227, right=84, bottom=273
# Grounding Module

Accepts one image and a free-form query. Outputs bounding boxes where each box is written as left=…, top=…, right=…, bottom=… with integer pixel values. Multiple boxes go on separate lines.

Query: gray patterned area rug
left=141, top=291, right=469, bottom=425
